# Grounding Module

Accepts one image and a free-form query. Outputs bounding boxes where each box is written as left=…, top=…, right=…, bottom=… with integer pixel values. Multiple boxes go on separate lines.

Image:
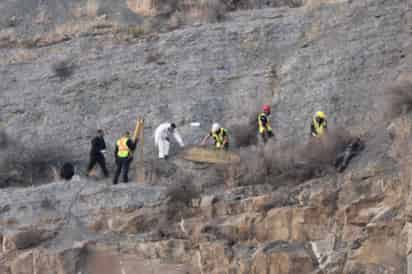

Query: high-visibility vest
left=312, top=118, right=327, bottom=136
left=212, top=128, right=228, bottom=148
left=117, top=137, right=130, bottom=158
left=258, top=113, right=273, bottom=134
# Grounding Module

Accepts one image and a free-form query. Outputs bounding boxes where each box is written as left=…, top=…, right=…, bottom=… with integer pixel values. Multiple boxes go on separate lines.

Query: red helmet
left=263, top=105, right=271, bottom=113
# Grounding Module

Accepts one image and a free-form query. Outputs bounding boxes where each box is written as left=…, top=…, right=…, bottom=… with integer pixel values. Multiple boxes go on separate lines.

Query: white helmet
left=211, top=123, right=220, bottom=133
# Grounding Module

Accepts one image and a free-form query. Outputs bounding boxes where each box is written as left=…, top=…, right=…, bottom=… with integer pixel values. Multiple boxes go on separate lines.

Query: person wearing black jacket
left=113, top=131, right=137, bottom=184
left=87, top=129, right=109, bottom=178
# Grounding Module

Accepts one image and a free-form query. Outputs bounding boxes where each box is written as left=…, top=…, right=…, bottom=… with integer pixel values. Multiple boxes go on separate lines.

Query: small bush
left=230, top=112, right=259, bottom=148
left=288, top=0, right=304, bottom=8
left=52, top=59, right=75, bottom=80
left=200, top=0, right=227, bottom=23
left=382, top=80, right=412, bottom=120
left=165, top=173, right=200, bottom=221
left=127, top=26, right=145, bottom=38
left=144, top=52, right=161, bottom=64
left=166, top=174, right=199, bottom=206
left=168, top=11, right=184, bottom=30
left=235, top=146, right=266, bottom=185
left=20, top=36, right=40, bottom=49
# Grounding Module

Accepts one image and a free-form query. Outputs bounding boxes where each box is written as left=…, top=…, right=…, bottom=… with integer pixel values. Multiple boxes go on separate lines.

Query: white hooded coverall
left=154, top=123, right=184, bottom=159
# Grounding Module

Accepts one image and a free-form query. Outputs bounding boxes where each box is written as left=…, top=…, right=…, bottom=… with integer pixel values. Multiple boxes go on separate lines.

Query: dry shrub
left=303, top=127, right=352, bottom=166
left=230, top=112, right=259, bottom=148
left=382, top=80, right=412, bottom=120
left=141, top=158, right=178, bottom=185
left=142, top=18, right=158, bottom=34
left=52, top=59, right=75, bottom=80
left=223, top=0, right=303, bottom=10
left=236, top=146, right=266, bottom=185
left=199, top=0, right=226, bottom=23
left=168, top=11, right=184, bottom=30
left=165, top=173, right=200, bottom=221
left=127, top=25, right=145, bottom=38
left=144, top=52, right=161, bottom=64
left=234, top=128, right=354, bottom=187
left=6, top=49, right=37, bottom=65
left=20, top=38, right=39, bottom=48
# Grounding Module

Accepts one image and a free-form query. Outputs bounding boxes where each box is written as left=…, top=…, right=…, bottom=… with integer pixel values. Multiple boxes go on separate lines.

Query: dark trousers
left=260, top=130, right=273, bottom=144
left=113, top=157, right=131, bottom=184
left=87, top=153, right=109, bottom=177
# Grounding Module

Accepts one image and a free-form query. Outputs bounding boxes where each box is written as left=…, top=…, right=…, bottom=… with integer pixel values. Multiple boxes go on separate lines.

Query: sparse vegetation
left=20, top=38, right=39, bottom=49
left=52, top=59, right=75, bottom=80
left=382, top=80, right=412, bottom=120
left=200, top=0, right=227, bottom=23
left=230, top=112, right=259, bottom=148
left=168, top=11, right=184, bottom=30
left=145, top=52, right=162, bottom=64
left=231, top=128, right=354, bottom=187
left=165, top=173, right=200, bottom=221
left=127, top=26, right=145, bottom=38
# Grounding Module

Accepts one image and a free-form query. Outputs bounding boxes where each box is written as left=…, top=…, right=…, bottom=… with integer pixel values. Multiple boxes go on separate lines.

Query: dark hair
left=170, top=123, right=176, bottom=129
left=97, top=129, right=104, bottom=134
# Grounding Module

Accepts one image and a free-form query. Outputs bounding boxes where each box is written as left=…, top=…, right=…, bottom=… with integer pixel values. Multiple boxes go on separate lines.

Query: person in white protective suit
left=154, top=123, right=184, bottom=159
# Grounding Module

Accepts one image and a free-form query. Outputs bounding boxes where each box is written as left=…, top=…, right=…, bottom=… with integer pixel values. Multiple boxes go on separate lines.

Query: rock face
left=0, top=125, right=409, bottom=274
left=1, top=0, right=409, bottom=158
left=1, top=0, right=412, bottom=273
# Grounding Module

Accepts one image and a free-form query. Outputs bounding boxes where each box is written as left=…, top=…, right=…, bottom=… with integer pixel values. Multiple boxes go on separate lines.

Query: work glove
left=267, top=131, right=274, bottom=138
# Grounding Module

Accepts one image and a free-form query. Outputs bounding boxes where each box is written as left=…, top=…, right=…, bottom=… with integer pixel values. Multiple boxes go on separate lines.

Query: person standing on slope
left=86, top=129, right=109, bottom=178
left=113, top=131, right=136, bottom=184
left=154, top=122, right=185, bottom=160
left=258, top=104, right=274, bottom=143
left=310, top=111, right=328, bottom=137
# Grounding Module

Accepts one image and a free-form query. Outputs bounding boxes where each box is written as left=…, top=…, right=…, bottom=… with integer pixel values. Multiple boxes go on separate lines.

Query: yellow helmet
left=315, top=111, right=326, bottom=119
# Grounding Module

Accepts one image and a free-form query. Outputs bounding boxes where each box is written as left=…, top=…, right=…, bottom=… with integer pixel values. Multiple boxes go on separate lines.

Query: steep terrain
left=1, top=0, right=412, bottom=273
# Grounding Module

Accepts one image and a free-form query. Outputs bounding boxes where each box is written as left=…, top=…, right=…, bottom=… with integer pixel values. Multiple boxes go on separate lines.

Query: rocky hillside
left=0, top=119, right=410, bottom=274
left=2, top=0, right=412, bottom=273
left=1, top=0, right=411, bottom=185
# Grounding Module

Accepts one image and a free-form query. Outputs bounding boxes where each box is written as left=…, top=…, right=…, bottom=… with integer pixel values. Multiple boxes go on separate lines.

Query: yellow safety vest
left=117, top=137, right=130, bottom=158
left=313, top=118, right=327, bottom=136
left=212, top=128, right=228, bottom=148
left=258, top=113, right=272, bottom=134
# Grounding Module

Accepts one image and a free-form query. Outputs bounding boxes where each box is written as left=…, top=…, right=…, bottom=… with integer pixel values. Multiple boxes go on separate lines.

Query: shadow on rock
left=0, top=131, right=78, bottom=188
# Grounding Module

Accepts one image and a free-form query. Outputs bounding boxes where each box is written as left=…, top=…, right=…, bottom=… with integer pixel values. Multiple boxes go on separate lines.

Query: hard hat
left=315, top=111, right=326, bottom=119
left=263, top=104, right=271, bottom=113
left=212, top=123, right=220, bottom=132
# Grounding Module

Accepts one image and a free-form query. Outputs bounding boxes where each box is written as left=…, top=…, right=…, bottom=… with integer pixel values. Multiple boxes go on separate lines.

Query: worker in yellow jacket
left=113, top=131, right=136, bottom=185
left=201, top=123, right=229, bottom=150
left=258, top=104, right=274, bottom=143
left=310, top=111, right=327, bottom=137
